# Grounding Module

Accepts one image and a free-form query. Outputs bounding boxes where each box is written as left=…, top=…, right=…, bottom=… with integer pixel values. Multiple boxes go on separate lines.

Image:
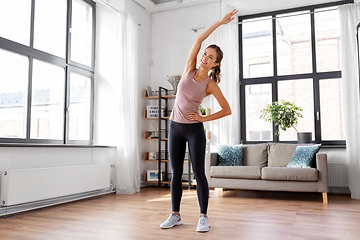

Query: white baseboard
left=0, top=188, right=115, bottom=217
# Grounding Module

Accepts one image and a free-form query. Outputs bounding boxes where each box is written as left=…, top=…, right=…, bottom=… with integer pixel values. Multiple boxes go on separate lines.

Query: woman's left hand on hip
left=187, top=112, right=203, bottom=122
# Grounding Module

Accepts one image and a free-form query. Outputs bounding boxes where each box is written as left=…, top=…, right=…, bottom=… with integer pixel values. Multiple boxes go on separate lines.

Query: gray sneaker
left=160, top=213, right=183, bottom=229
left=196, top=214, right=210, bottom=232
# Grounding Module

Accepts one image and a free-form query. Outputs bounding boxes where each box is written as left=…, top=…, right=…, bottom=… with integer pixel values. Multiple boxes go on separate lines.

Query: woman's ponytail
left=210, top=64, right=221, bottom=83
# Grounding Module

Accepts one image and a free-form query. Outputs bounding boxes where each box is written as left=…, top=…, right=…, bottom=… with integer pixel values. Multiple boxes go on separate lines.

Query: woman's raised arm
left=181, top=9, right=238, bottom=78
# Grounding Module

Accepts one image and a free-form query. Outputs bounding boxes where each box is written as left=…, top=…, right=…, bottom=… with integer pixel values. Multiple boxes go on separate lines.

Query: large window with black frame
left=0, top=0, right=95, bottom=144
left=239, top=0, right=352, bottom=146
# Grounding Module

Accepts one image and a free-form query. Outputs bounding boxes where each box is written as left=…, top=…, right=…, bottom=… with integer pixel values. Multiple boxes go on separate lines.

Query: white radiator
left=328, top=163, right=348, bottom=187
left=1, top=163, right=111, bottom=207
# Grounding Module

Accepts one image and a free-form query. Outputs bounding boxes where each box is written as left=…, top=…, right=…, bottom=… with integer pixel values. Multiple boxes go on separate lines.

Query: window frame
left=0, top=0, right=95, bottom=145
left=239, top=0, right=352, bottom=147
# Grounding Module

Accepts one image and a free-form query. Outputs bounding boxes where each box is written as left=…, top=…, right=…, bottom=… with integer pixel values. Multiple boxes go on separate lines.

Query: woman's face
left=200, top=48, right=218, bottom=69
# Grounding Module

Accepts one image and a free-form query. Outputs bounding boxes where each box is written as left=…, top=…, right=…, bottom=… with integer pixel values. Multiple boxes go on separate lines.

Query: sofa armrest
left=316, top=153, right=329, bottom=193
left=205, top=153, right=217, bottom=183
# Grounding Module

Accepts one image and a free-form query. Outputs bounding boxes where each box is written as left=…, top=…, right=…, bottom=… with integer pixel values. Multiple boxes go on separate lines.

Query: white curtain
left=203, top=4, right=240, bottom=147
left=95, top=3, right=140, bottom=194
left=338, top=3, right=360, bottom=199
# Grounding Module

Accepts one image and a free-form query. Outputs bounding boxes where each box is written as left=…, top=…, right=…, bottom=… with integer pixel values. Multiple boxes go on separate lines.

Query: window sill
left=0, top=143, right=116, bottom=148
left=241, top=141, right=346, bottom=149
left=320, top=144, right=346, bottom=149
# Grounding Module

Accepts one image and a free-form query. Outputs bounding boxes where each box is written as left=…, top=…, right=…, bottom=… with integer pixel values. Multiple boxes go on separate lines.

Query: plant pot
left=297, top=132, right=312, bottom=144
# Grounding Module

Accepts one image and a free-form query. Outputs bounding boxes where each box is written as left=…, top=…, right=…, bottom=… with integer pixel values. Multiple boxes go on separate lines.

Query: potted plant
left=199, top=105, right=206, bottom=116
left=260, top=100, right=311, bottom=143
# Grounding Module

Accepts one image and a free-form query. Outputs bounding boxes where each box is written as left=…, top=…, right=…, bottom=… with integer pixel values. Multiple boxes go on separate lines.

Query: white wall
left=150, top=2, right=221, bottom=88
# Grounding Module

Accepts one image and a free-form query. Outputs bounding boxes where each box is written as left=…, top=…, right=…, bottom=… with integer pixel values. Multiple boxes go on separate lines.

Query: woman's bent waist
left=170, top=120, right=203, bottom=126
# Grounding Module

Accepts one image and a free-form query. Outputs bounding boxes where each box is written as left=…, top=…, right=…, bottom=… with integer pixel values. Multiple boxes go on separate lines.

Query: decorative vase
left=166, top=75, right=181, bottom=95
left=297, top=132, right=312, bottom=144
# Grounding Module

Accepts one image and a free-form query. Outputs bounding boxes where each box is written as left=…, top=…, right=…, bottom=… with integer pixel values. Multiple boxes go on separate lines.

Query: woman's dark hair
left=206, top=44, right=223, bottom=83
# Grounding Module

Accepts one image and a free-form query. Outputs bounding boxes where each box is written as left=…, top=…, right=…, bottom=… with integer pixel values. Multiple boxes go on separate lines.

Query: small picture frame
left=147, top=170, right=161, bottom=181
left=148, top=152, right=157, bottom=160
left=147, top=86, right=152, bottom=97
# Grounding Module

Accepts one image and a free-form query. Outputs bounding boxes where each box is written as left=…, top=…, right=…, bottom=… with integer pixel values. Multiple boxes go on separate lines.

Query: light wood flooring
left=1, top=187, right=360, bottom=240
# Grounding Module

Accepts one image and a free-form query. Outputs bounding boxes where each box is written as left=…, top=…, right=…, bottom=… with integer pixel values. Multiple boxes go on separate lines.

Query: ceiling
left=151, top=0, right=179, bottom=3
left=134, top=0, right=346, bottom=14
left=133, top=0, right=218, bottom=12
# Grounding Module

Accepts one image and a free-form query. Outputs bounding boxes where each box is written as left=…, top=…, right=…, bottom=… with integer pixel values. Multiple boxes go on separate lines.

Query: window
left=243, top=17, right=273, bottom=78
left=315, top=7, right=341, bottom=72
left=30, top=60, right=65, bottom=140
left=249, top=131, right=271, bottom=141
left=70, top=0, right=94, bottom=67
left=319, top=78, right=345, bottom=140
left=68, top=72, right=92, bottom=141
left=240, top=1, right=350, bottom=145
left=245, top=84, right=273, bottom=141
left=34, top=0, right=67, bottom=57
left=249, top=63, right=272, bottom=78
left=276, top=11, right=312, bottom=75
left=0, top=49, right=29, bottom=138
left=0, top=0, right=95, bottom=144
left=0, top=0, right=31, bottom=46
left=278, top=79, right=314, bottom=141
left=249, top=82, right=271, bottom=94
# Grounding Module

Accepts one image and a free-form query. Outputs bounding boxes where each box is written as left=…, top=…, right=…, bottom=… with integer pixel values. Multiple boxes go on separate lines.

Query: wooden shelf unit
left=143, top=152, right=169, bottom=162
left=143, top=173, right=169, bottom=184
left=144, top=90, right=176, bottom=99
left=143, top=87, right=173, bottom=188
left=143, top=87, right=200, bottom=189
left=143, top=131, right=167, bottom=141
left=144, top=110, right=170, bottom=120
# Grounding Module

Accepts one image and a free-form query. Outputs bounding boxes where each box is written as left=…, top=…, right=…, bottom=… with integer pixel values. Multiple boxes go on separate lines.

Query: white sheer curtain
left=338, top=3, right=360, bottom=199
left=203, top=4, right=240, bottom=147
left=95, top=3, right=140, bottom=194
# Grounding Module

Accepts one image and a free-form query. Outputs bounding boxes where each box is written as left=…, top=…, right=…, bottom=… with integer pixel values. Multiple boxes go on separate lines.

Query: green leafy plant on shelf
left=199, top=105, right=206, bottom=115
left=260, top=100, right=304, bottom=136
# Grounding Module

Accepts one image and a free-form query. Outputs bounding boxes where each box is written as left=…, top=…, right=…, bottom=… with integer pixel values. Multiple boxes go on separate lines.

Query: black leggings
left=168, top=120, right=209, bottom=214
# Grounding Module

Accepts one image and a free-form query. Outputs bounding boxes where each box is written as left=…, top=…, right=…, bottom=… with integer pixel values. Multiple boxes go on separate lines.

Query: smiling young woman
left=159, top=9, right=238, bottom=233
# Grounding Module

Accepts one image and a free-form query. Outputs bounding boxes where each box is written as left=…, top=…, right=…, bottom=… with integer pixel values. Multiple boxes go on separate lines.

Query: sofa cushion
left=287, top=144, right=322, bottom=168
left=242, top=144, right=268, bottom=167
left=261, top=167, right=318, bottom=181
left=268, top=143, right=298, bottom=167
left=217, top=144, right=243, bottom=166
left=210, top=166, right=262, bottom=179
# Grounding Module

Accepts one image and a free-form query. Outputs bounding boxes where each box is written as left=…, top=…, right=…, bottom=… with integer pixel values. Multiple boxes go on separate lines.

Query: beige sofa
left=205, top=143, right=329, bottom=204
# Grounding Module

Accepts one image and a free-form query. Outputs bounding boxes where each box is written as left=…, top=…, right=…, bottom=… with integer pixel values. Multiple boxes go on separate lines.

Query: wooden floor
left=1, top=187, right=360, bottom=240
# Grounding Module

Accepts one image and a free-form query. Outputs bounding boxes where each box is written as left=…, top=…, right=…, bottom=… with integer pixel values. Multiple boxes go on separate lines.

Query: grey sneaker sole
left=160, top=220, right=183, bottom=229
left=196, top=224, right=210, bottom=232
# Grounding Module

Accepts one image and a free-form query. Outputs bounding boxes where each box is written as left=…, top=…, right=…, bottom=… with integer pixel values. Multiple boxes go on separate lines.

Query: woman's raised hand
left=219, top=9, right=238, bottom=25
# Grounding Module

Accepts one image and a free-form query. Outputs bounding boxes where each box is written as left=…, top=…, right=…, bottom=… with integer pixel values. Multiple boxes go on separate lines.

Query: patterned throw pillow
left=287, top=144, right=322, bottom=168
left=217, top=144, right=243, bottom=166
